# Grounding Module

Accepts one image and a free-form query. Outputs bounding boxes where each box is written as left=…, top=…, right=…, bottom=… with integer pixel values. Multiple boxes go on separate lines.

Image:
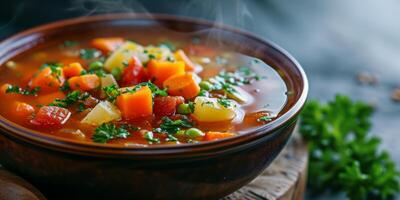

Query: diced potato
left=100, top=74, right=119, bottom=98
left=226, top=86, right=253, bottom=105
left=81, top=101, right=121, bottom=125
left=142, top=45, right=174, bottom=63
left=104, top=41, right=144, bottom=72
left=192, top=97, right=236, bottom=122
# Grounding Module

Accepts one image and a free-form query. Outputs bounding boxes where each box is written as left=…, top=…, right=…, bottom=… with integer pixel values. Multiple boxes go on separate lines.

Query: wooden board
left=0, top=132, right=308, bottom=200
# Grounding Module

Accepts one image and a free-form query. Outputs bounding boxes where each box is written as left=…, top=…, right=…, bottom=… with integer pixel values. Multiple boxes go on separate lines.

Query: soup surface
left=0, top=33, right=287, bottom=146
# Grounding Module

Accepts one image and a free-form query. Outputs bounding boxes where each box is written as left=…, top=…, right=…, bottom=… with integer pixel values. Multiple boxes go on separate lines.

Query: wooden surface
left=223, top=132, right=308, bottom=200
left=0, top=132, right=308, bottom=200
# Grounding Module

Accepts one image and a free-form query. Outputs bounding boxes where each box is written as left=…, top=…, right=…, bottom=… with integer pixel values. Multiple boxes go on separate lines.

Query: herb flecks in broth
left=0, top=36, right=287, bottom=145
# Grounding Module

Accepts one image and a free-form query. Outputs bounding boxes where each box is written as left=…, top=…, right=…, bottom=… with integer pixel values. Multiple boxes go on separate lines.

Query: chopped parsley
left=40, top=63, right=63, bottom=79
left=79, top=49, right=101, bottom=59
left=92, top=123, right=130, bottom=143
left=49, top=91, right=89, bottom=108
left=217, top=98, right=233, bottom=108
left=257, top=115, right=274, bottom=122
left=5, top=85, right=40, bottom=96
left=158, top=41, right=176, bottom=51
left=61, top=40, right=79, bottom=48
left=143, top=131, right=160, bottom=144
left=127, top=82, right=168, bottom=97
left=153, top=116, right=193, bottom=135
left=103, top=84, right=121, bottom=102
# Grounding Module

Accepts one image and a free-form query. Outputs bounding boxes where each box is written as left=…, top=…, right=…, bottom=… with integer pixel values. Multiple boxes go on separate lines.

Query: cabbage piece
left=81, top=101, right=121, bottom=125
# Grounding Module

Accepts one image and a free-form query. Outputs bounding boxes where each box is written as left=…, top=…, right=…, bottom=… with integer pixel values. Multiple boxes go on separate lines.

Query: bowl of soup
left=0, top=14, right=308, bottom=199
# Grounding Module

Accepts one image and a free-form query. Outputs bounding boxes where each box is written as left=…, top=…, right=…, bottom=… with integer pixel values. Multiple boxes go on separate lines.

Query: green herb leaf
left=300, top=95, right=400, bottom=200
left=79, top=49, right=101, bottom=59
left=144, top=131, right=160, bottom=144
left=92, top=123, right=130, bottom=143
left=102, top=84, right=121, bottom=102
left=61, top=40, right=79, bottom=48
left=217, top=98, right=233, bottom=108
left=49, top=91, right=89, bottom=108
left=5, top=85, right=40, bottom=96
left=153, top=116, right=193, bottom=135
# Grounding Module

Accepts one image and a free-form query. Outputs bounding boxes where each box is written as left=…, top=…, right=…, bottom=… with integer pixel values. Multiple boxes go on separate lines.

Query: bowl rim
left=0, top=13, right=308, bottom=156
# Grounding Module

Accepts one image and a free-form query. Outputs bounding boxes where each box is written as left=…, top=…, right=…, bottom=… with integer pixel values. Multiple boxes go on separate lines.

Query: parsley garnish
left=153, top=117, right=193, bottom=135
left=49, top=91, right=89, bottom=108
left=103, top=84, right=121, bottom=102
left=92, top=123, right=130, bottom=143
left=143, top=131, right=160, bottom=144
left=127, top=82, right=168, bottom=97
left=5, top=85, right=40, bottom=96
left=300, top=95, right=400, bottom=200
left=158, top=41, right=176, bottom=51
left=79, top=49, right=101, bottom=59
left=217, top=98, right=233, bottom=108
left=61, top=40, right=79, bottom=47
left=40, top=63, right=63, bottom=79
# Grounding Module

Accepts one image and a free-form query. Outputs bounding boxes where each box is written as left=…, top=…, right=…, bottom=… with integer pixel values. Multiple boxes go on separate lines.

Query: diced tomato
left=153, top=96, right=185, bottom=116
left=119, top=56, right=147, bottom=87
left=30, top=106, right=71, bottom=127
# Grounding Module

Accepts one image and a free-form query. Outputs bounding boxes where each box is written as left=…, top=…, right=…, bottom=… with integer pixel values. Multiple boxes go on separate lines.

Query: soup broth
left=0, top=31, right=287, bottom=146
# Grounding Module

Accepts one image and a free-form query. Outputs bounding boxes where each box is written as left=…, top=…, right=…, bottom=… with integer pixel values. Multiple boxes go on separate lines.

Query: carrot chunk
left=12, top=101, right=35, bottom=118
left=116, top=86, right=153, bottom=119
left=0, top=83, right=11, bottom=95
left=204, top=131, right=236, bottom=141
left=29, top=67, right=65, bottom=92
left=91, top=37, right=124, bottom=54
left=68, top=74, right=100, bottom=91
left=174, top=49, right=196, bottom=71
left=36, top=91, right=66, bottom=105
left=163, top=73, right=200, bottom=99
left=147, top=60, right=185, bottom=87
left=63, top=62, right=84, bottom=78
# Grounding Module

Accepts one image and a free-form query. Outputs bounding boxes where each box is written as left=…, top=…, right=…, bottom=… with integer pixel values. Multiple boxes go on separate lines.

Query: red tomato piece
left=153, top=96, right=184, bottom=116
left=30, top=106, right=71, bottom=127
left=119, top=56, right=147, bottom=87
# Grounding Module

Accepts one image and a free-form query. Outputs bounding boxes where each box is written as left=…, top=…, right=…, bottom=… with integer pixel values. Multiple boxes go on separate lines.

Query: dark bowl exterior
left=0, top=14, right=308, bottom=200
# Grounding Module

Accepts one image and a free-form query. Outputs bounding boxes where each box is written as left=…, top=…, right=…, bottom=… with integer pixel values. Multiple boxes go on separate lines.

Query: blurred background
left=1, top=0, right=399, bottom=199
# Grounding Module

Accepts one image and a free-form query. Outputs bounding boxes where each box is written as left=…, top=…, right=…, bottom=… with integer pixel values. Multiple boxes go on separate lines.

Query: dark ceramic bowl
left=0, top=14, right=308, bottom=200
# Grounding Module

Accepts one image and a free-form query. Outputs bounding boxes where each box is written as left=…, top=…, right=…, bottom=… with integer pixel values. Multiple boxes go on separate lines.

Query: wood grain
left=223, top=132, right=308, bottom=200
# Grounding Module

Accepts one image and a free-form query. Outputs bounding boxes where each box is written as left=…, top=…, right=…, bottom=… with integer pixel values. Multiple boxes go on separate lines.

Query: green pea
left=89, top=61, right=104, bottom=70
left=199, top=81, right=213, bottom=91
left=177, top=103, right=192, bottom=114
left=185, top=128, right=205, bottom=138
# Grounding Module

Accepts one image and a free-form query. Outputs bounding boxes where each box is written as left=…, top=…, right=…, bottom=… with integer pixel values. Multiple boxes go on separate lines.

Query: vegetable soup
left=0, top=34, right=287, bottom=146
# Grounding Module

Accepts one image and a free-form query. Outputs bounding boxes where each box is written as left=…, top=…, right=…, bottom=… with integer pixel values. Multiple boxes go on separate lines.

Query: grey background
left=1, top=0, right=399, bottom=199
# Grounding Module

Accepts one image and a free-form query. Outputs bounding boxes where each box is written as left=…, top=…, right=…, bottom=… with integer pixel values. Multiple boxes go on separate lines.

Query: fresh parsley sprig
left=153, top=116, right=193, bottom=135
left=5, top=85, right=40, bottom=96
left=92, top=123, right=130, bottom=143
left=300, top=95, right=400, bottom=200
left=49, top=91, right=89, bottom=108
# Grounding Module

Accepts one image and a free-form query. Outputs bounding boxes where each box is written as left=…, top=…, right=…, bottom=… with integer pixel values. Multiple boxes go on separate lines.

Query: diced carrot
left=59, top=58, right=84, bottom=66
left=116, top=86, right=153, bottom=119
left=36, top=91, right=66, bottom=105
left=29, top=67, right=65, bottom=92
left=163, top=73, right=200, bottom=99
left=91, top=37, right=124, bottom=54
left=0, top=83, right=10, bottom=95
left=68, top=74, right=100, bottom=91
left=174, top=49, right=196, bottom=71
left=204, top=131, right=236, bottom=141
left=12, top=101, right=35, bottom=118
left=147, top=60, right=185, bottom=87
left=63, top=62, right=84, bottom=78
